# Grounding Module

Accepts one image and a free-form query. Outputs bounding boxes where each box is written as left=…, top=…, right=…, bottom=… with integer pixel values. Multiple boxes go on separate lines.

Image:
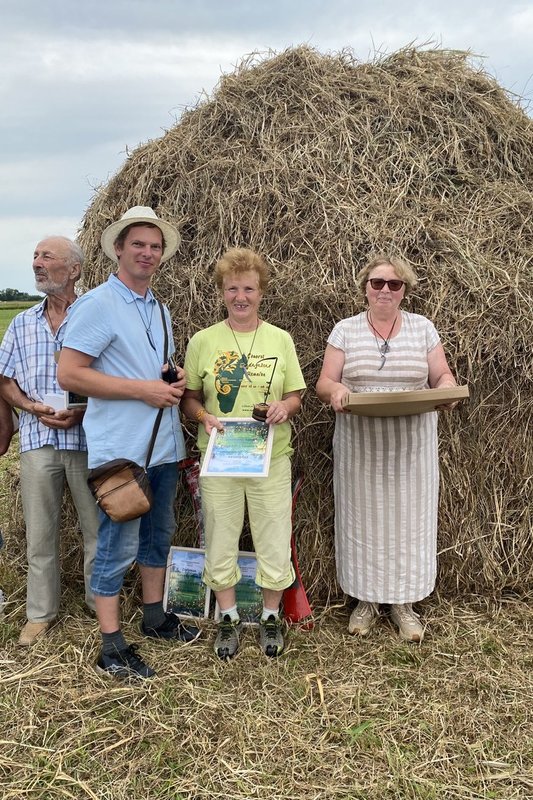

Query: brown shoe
left=18, top=621, right=51, bottom=646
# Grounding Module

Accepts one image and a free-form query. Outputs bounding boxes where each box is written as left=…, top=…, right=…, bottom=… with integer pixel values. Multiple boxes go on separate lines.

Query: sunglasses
left=367, top=278, right=405, bottom=292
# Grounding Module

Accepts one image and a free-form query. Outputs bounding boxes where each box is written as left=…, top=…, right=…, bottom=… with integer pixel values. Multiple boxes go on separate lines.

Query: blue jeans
left=90, top=462, right=179, bottom=597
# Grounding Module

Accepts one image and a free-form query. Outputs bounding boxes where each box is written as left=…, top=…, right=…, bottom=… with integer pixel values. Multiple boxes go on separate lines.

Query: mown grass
left=0, top=446, right=532, bottom=800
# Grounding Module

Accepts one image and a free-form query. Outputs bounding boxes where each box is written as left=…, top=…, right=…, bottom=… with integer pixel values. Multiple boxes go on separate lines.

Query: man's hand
left=140, top=380, right=186, bottom=408
left=31, top=401, right=59, bottom=422
left=161, top=364, right=186, bottom=399
left=37, top=406, right=85, bottom=430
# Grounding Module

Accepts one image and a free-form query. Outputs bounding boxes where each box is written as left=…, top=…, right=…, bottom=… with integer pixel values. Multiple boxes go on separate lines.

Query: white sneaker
left=348, top=601, right=379, bottom=635
left=390, top=604, right=424, bottom=643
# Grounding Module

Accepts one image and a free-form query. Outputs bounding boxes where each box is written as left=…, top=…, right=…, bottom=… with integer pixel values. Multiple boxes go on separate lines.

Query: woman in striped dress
left=316, top=255, right=458, bottom=642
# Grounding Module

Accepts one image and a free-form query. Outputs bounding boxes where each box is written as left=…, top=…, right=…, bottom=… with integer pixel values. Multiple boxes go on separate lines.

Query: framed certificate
left=65, top=390, right=88, bottom=409
left=42, top=392, right=88, bottom=411
left=200, top=418, right=274, bottom=478
left=163, top=546, right=211, bottom=620
left=214, top=551, right=263, bottom=625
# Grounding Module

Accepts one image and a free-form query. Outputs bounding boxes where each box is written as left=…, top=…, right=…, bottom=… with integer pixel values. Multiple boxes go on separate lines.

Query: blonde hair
left=356, top=254, right=417, bottom=300
left=214, top=247, right=269, bottom=292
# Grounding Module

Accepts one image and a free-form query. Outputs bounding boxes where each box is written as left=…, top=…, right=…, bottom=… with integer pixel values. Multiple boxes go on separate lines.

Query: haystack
left=76, top=46, right=532, bottom=603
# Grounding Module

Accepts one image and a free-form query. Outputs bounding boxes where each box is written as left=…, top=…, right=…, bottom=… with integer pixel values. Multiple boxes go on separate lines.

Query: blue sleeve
left=63, top=294, right=113, bottom=358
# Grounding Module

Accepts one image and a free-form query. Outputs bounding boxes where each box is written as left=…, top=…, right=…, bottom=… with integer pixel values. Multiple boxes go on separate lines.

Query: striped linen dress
left=328, top=310, right=440, bottom=604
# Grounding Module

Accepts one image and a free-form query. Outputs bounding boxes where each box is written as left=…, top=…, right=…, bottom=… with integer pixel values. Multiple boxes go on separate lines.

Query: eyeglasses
left=367, top=278, right=405, bottom=292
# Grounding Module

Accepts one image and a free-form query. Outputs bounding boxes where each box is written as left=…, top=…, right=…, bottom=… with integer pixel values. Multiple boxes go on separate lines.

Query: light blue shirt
left=0, top=300, right=87, bottom=453
left=63, top=274, right=186, bottom=469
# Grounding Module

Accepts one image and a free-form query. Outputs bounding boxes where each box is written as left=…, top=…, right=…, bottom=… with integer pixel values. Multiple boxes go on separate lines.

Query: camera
left=162, top=356, right=180, bottom=384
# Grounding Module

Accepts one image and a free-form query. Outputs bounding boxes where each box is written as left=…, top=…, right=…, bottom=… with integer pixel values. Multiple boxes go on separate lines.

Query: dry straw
left=1, top=593, right=532, bottom=799
left=74, top=45, right=531, bottom=601
left=1, top=45, right=533, bottom=800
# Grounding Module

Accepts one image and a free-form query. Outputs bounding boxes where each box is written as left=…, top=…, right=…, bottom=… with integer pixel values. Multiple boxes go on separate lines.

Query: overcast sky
left=2, top=0, right=532, bottom=293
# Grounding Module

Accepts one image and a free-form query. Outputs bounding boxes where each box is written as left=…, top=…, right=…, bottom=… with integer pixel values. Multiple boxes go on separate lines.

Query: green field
left=0, top=302, right=35, bottom=339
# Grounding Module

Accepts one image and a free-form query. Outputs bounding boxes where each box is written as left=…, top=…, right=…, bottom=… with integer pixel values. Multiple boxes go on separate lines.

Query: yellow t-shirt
left=184, top=320, right=306, bottom=458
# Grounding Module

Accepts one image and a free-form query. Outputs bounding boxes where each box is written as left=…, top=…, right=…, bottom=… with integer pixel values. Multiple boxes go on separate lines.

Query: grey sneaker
left=390, top=603, right=424, bottom=643
left=214, top=614, right=242, bottom=660
left=259, top=614, right=284, bottom=658
left=348, top=601, right=379, bottom=635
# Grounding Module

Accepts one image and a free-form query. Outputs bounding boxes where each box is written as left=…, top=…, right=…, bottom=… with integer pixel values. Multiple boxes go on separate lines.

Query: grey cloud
left=1, top=0, right=531, bottom=290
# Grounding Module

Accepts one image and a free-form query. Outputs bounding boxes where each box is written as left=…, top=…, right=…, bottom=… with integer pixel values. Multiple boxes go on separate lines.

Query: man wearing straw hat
left=59, top=207, right=199, bottom=680
left=0, top=236, right=98, bottom=645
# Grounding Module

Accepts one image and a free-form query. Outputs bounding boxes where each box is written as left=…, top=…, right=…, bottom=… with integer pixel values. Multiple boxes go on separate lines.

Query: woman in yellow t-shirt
left=182, top=247, right=305, bottom=661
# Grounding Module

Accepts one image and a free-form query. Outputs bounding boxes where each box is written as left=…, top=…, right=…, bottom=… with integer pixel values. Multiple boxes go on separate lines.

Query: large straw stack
left=76, top=46, right=532, bottom=602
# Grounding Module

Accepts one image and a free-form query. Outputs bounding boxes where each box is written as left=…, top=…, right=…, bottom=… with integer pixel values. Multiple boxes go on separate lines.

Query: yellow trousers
left=200, top=454, right=295, bottom=591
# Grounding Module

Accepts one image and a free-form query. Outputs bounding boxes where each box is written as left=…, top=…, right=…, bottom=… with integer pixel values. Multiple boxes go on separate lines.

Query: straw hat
left=100, top=206, right=180, bottom=263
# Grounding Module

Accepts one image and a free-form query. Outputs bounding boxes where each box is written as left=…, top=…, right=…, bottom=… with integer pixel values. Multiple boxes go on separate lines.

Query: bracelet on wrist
left=195, top=407, right=207, bottom=422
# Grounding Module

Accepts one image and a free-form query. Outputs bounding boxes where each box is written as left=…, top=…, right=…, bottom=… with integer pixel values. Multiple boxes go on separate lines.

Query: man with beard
left=0, top=237, right=98, bottom=645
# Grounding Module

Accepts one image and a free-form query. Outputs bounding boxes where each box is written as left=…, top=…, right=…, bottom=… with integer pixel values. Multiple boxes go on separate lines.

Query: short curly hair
left=356, top=254, right=417, bottom=300
left=214, top=247, right=270, bottom=292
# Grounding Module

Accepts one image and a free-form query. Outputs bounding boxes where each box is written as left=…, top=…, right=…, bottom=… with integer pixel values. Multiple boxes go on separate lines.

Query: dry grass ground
left=1, top=449, right=532, bottom=800
left=0, top=592, right=531, bottom=800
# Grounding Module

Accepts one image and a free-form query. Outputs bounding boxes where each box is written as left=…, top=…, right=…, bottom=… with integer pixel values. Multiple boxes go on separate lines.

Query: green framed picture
left=164, top=547, right=211, bottom=619
left=214, top=551, right=263, bottom=625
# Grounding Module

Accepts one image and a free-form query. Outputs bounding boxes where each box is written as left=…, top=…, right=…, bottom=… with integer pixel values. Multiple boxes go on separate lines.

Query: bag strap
left=144, top=301, right=170, bottom=469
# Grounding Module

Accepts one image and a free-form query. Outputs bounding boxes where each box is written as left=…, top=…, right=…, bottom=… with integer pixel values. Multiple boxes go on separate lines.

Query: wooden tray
left=341, top=386, right=469, bottom=417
